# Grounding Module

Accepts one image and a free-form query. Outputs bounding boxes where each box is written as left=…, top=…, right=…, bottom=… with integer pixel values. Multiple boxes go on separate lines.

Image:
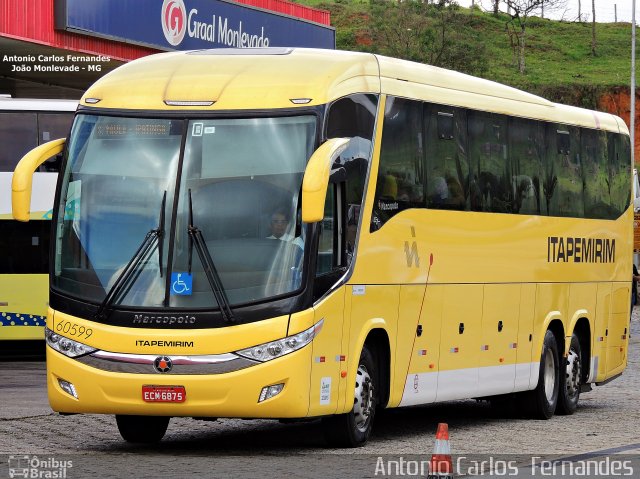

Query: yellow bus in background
left=0, top=98, right=76, bottom=344
left=12, top=49, right=632, bottom=446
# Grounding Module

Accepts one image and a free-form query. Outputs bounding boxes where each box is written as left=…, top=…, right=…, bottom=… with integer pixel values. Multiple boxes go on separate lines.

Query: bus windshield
left=53, top=114, right=316, bottom=311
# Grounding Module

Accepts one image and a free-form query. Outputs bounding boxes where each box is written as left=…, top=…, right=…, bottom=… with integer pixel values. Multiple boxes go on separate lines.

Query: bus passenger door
left=308, top=182, right=347, bottom=416
left=436, top=284, right=483, bottom=401
left=308, top=288, right=346, bottom=416
left=478, top=284, right=520, bottom=396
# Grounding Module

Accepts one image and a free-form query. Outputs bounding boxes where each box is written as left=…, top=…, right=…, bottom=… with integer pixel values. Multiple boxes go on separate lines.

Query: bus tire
left=116, top=415, right=170, bottom=443
left=322, top=346, right=377, bottom=447
left=557, top=333, right=582, bottom=415
left=525, top=330, right=560, bottom=419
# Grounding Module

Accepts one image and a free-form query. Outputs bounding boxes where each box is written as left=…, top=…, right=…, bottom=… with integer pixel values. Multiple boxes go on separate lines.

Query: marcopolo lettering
left=133, top=314, right=197, bottom=325
left=547, top=236, right=615, bottom=263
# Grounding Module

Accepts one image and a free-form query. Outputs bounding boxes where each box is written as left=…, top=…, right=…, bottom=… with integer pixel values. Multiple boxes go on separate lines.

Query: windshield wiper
left=94, top=193, right=166, bottom=321
left=157, top=191, right=167, bottom=276
left=187, top=189, right=234, bottom=323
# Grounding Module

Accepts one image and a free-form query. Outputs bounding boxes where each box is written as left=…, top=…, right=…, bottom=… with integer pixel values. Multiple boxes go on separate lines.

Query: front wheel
left=523, top=330, right=560, bottom=419
left=322, top=346, right=377, bottom=447
left=116, top=415, right=170, bottom=443
left=557, top=333, right=582, bottom=415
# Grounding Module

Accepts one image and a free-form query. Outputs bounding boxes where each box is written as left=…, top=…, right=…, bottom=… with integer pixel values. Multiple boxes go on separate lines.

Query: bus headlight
left=236, top=319, right=323, bottom=362
left=45, top=327, right=97, bottom=358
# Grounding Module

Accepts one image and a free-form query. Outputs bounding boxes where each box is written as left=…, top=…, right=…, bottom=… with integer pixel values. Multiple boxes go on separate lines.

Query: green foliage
left=345, top=0, right=489, bottom=76
left=298, top=0, right=634, bottom=98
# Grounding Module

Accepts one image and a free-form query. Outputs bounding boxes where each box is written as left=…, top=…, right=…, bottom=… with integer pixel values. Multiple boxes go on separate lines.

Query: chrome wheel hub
left=565, top=347, right=581, bottom=399
left=353, top=364, right=374, bottom=432
left=543, top=348, right=556, bottom=402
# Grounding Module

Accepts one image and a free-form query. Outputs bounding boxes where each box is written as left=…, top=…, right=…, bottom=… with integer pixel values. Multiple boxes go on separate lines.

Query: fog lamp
left=58, top=378, right=78, bottom=399
left=258, top=383, right=284, bottom=402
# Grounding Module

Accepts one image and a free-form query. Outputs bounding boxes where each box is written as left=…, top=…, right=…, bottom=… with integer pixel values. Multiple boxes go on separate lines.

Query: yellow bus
left=0, top=97, right=76, bottom=344
left=12, top=49, right=632, bottom=446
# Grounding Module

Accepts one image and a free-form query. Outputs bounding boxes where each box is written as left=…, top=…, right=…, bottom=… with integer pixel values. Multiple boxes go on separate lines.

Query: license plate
left=142, top=385, right=186, bottom=403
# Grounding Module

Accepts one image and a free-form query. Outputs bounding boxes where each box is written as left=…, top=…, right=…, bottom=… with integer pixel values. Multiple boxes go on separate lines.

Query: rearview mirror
left=301, top=138, right=349, bottom=223
left=12, top=138, right=66, bottom=222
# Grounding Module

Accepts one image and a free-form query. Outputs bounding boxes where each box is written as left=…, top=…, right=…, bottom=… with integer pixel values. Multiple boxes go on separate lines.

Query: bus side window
left=468, top=111, right=511, bottom=213
left=508, top=117, right=544, bottom=216
left=0, top=112, right=37, bottom=172
left=326, top=94, right=376, bottom=140
left=582, top=129, right=611, bottom=219
left=325, top=96, right=375, bottom=267
left=608, top=132, right=632, bottom=218
left=551, top=125, right=583, bottom=218
left=37, top=112, right=74, bottom=172
left=316, top=183, right=335, bottom=276
left=425, top=105, right=468, bottom=211
left=313, top=180, right=348, bottom=301
left=371, top=97, right=423, bottom=230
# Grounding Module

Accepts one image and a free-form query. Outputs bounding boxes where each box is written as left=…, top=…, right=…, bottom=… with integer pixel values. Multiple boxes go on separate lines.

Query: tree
left=577, top=0, right=581, bottom=21
left=368, top=0, right=488, bottom=76
left=501, top=0, right=567, bottom=74
left=591, top=0, right=597, bottom=55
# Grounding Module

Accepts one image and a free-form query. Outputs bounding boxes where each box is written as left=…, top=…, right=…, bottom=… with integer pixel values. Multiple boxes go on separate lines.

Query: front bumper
left=47, top=344, right=313, bottom=418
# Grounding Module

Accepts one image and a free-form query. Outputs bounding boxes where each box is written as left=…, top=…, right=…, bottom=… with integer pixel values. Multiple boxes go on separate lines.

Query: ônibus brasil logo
left=161, top=0, right=187, bottom=46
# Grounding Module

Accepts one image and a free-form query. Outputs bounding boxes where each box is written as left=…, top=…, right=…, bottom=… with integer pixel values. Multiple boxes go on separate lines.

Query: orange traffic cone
left=428, top=423, right=453, bottom=479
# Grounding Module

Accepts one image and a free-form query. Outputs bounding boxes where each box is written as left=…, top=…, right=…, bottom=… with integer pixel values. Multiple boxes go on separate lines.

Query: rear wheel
left=322, top=346, right=377, bottom=447
left=116, top=415, right=170, bottom=443
left=523, top=330, right=560, bottom=419
left=557, top=333, right=582, bottom=415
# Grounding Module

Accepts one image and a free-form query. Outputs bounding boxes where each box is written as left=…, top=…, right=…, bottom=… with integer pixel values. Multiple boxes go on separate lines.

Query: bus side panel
left=515, top=284, right=536, bottom=391
left=343, top=285, right=399, bottom=414
left=308, top=287, right=346, bottom=416
left=567, top=283, right=596, bottom=333
left=593, top=283, right=611, bottom=381
left=395, top=284, right=443, bottom=407
left=605, top=283, right=630, bottom=377
left=435, top=284, right=482, bottom=402
left=477, top=284, right=519, bottom=397
left=531, top=283, right=568, bottom=381
left=567, top=282, right=597, bottom=376
left=0, top=274, right=48, bottom=339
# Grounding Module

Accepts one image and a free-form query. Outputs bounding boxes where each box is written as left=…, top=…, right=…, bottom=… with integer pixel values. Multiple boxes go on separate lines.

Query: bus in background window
left=0, top=98, right=77, bottom=342
left=11, top=50, right=632, bottom=446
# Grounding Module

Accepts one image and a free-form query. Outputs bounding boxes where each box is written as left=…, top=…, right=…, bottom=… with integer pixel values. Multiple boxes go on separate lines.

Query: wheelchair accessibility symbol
left=171, top=272, right=192, bottom=296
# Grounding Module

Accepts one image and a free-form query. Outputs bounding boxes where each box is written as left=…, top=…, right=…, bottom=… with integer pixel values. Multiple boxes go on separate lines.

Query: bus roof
left=0, top=98, right=78, bottom=112
left=81, top=48, right=623, bottom=133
